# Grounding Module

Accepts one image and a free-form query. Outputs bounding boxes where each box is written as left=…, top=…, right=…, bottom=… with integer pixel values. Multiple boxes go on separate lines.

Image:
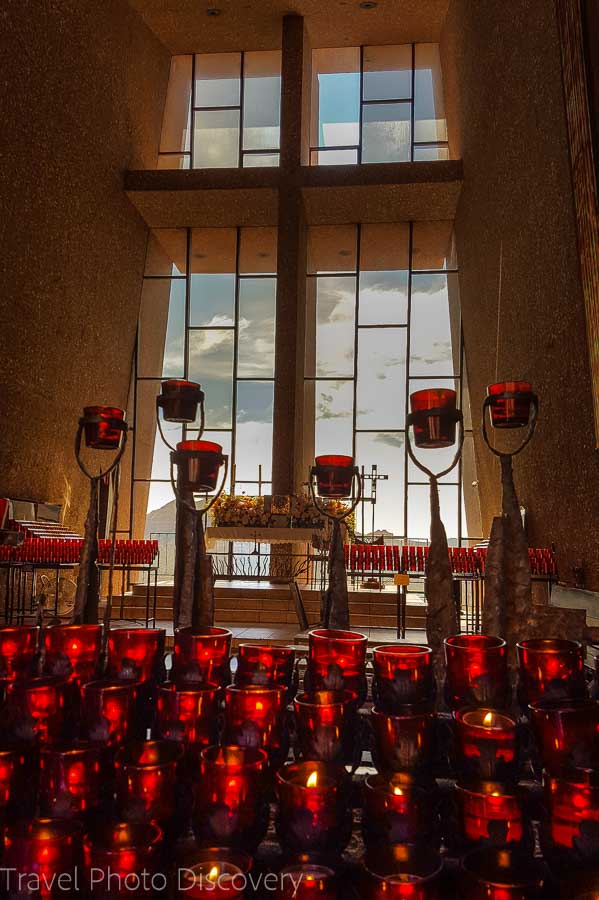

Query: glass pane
left=308, top=225, right=357, bottom=274
left=408, top=484, right=459, bottom=543
left=235, top=381, right=274, bottom=481
left=160, top=56, right=192, bottom=153
left=407, top=440, right=460, bottom=484
left=239, top=228, right=277, bottom=274
left=363, top=45, right=412, bottom=101
left=145, top=229, right=187, bottom=276
left=194, top=53, right=241, bottom=107
left=359, top=223, right=410, bottom=325
left=312, top=276, right=356, bottom=377
left=356, top=328, right=407, bottom=429
left=190, top=228, right=236, bottom=326
left=414, top=44, right=447, bottom=143
left=143, top=482, right=176, bottom=519
left=138, top=279, right=185, bottom=378
left=188, top=329, right=234, bottom=428
left=355, top=432, right=405, bottom=537
left=409, top=274, right=457, bottom=377
left=243, top=153, right=280, bottom=167
left=413, top=145, right=449, bottom=161
left=362, top=102, right=411, bottom=163
left=158, top=153, right=191, bottom=170
left=308, top=380, right=354, bottom=457
left=311, top=48, right=360, bottom=149
left=133, top=380, right=175, bottom=481
left=310, top=148, right=358, bottom=165
left=411, top=222, right=457, bottom=271
left=238, top=278, right=276, bottom=377
left=193, top=109, right=240, bottom=168
left=243, top=51, right=281, bottom=151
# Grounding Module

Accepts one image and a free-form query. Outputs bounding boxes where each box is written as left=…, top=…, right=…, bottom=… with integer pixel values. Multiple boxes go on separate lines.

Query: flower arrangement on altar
left=211, top=493, right=355, bottom=533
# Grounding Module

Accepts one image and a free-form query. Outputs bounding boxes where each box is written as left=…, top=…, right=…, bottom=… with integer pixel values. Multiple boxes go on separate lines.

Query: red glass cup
left=173, top=626, right=231, bottom=687
left=83, top=406, right=126, bottom=450
left=84, top=822, right=163, bottom=898
left=8, top=676, right=66, bottom=745
left=517, top=639, right=585, bottom=706
left=159, top=379, right=203, bottom=424
left=81, top=680, right=137, bottom=747
left=44, top=624, right=102, bottom=684
left=361, top=844, right=443, bottom=900
left=455, top=781, right=523, bottom=846
left=156, top=682, right=220, bottom=755
left=444, top=635, right=510, bottom=710
left=0, top=625, right=37, bottom=681
left=224, top=685, right=287, bottom=761
left=410, top=388, right=459, bottom=449
left=39, top=745, right=101, bottom=818
left=115, top=740, right=182, bottom=824
left=3, top=819, right=82, bottom=898
left=362, top=774, right=439, bottom=847
left=107, top=628, right=166, bottom=684
left=236, top=643, right=295, bottom=695
left=276, top=761, right=352, bottom=855
left=371, top=705, right=435, bottom=773
left=461, top=847, right=545, bottom=899
left=177, top=847, right=252, bottom=899
left=529, top=698, right=599, bottom=775
left=175, top=440, right=224, bottom=492
left=487, top=382, right=535, bottom=429
left=454, top=708, right=518, bottom=782
left=545, top=769, right=599, bottom=857
left=0, top=749, right=19, bottom=815
left=307, top=628, right=367, bottom=702
left=373, top=644, right=434, bottom=711
left=195, top=745, right=269, bottom=850
left=313, top=455, right=354, bottom=498
left=276, top=864, right=337, bottom=900
left=293, top=690, right=357, bottom=763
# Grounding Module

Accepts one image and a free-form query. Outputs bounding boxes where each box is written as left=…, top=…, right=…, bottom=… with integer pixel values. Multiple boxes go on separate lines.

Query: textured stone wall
left=0, top=0, right=170, bottom=531
left=442, top=0, right=599, bottom=588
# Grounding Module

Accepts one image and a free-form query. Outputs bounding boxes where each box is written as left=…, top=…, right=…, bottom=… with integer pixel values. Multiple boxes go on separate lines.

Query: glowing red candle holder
left=444, top=635, right=509, bottom=710
left=8, top=676, right=66, bottom=745
left=456, top=781, right=523, bottom=846
left=517, top=638, right=585, bottom=706
left=277, top=864, right=337, bottom=900
left=313, top=455, right=355, bottom=498
left=156, top=682, right=220, bottom=748
left=84, top=822, right=163, bottom=898
left=82, top=406, right=126, bottom=450
left=81, top=680, right=136, bottom=746
left=107, top=628, right=166, bottom=684
left=173, top=626, right=232, bottom=687
left=454, top=708, right=518, bottom=782
left=44, top=624, right=101, bottom=684
left=409, top=388, right=459, bottom=449
left=529, top=698, right=599, bottom=776
left=371, top=705, right=435, bottom=773
left=545, top=769, right=599, bottom=856
left=177, top=848, right=252, bottom=899
left=236, top=643, right=295, bottom=695
left=373, top=644, right=434, bottom=711
left=293, top=690, right=357, bottom=763
left=362, top=774, right=439, bottom=847
left=361, top=844, right=443, bottom=900
left=307, top=628, right=367, bottom=702
left=224, top=685, right=287, bottom=760
left=115, top=739, right=182, bottom=824
left=39, top=745, right=101, bottom=818
left=0, top=749, right=19, bottom=813
left=175, top=440, right=225, bottom=492
left=276, top=761, right=352, bottom=855
left=195, top=745, right=269, bottom=850
left=461, top=847, right=545, bottom=899
left=158, top=379, right=203, bottom=423
left=3, top=819, right=82, bottom=898
left=0, top=625, right=37, bottom=681
left=487, top=382, right=535, bottom=429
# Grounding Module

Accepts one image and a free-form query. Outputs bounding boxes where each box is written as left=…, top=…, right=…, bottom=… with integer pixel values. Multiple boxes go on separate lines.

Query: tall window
left=303, top=222, right=475, bottom=543
left=158, top=52, right=282, bottom=169
left=129, top=227, right=277, bottom=538
left=310, top=44, right=448, bottom=165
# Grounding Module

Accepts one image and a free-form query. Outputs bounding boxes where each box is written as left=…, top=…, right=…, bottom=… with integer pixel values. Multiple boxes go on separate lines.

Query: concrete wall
left=0, top=0, right=170, bottom=530
left=442, top=0, right=599, bottom=588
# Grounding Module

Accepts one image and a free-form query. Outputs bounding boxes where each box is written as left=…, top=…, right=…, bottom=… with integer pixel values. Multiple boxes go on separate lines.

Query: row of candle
left=344, top=544, right=557, bottom=578
left=1, top=538, right=159, bottom=565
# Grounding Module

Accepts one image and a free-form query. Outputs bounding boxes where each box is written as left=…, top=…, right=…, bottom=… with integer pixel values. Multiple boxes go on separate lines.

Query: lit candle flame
left=306, top=770, right=318, bottom=788
left=393, top=786, right=403, bottom=796
left=483, top=712, right=494, bottom=727
left=208, top=866, right=219, bottom=882
left=255, top=701, right=264, bottom=711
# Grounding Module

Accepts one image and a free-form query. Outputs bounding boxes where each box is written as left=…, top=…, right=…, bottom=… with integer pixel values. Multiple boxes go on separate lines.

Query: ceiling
left=127, top=0, right=451, bottom=55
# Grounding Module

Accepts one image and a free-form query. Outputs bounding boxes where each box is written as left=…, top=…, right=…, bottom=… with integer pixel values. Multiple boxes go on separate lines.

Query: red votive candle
left=84, top=822, right=163, bottom=898
left=0, top=625, right=37, bottom=681
left=529, top=698, right=599, bottom=775
left=362, top=844, right=443, bottom=900
left=454, top=708, right=518, bottom=781
left=445, top=635, right=510, bottom=710
left=83, top=406, right=126, bottom=450
left=314, top=455, right=354, bottom=498
left=487, top=382, right=535, bottom=429
left=236, top=643, right=295, bottom=694
left=8, top=676, right=66, bottom=745
left=175, top=440, right=224, bottom=492
left=3, top=819, right=82, bottom=898
left=156, top=682, right=220, bottom=748
left=456, top=781, right=523, bottom=846
left=159, top=379, right=203, bottom=423
left=294, top=690, right=357, bottom=763
left=173, top=626, right=232, bottom=687
left=224, top=684, right=287, bottom=757
left=107, top=628, right=166, bottom=684
left=0, top=749, right=19, bottom=812
left=545, top=769, right=599, bottom=854
left=276, top=761, right=352, bottom=855
left=517, top=639, right=585, bottom=706
left=115, top=739, right=182, bottom=824
left=277, top=864, right=337, bottom=900
left=44, top=624, right=102, bottom=684
left=371, top=705, right=435, bottom=773
left=461, top=847, right=545, bottom=899
left=39, top=745, right=101, bottom=818
left=362, top=774, right=439, bottom=847
left=195, top=745, right=269, bottom=850
left=81, top=680, right=136, bottom=746
left=373, top=644, right=434, bottom=711
left=308, top=628, right=367, bottom=701
left=409, top=388, right=458, bottom=449
left=178, top=848, right=252, bottom=899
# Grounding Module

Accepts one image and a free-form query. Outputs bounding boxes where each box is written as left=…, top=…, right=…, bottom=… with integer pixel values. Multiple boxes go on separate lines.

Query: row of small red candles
left=344, top=544, right=557, bottom=577
left=1, top=539, right=159, bottom=565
